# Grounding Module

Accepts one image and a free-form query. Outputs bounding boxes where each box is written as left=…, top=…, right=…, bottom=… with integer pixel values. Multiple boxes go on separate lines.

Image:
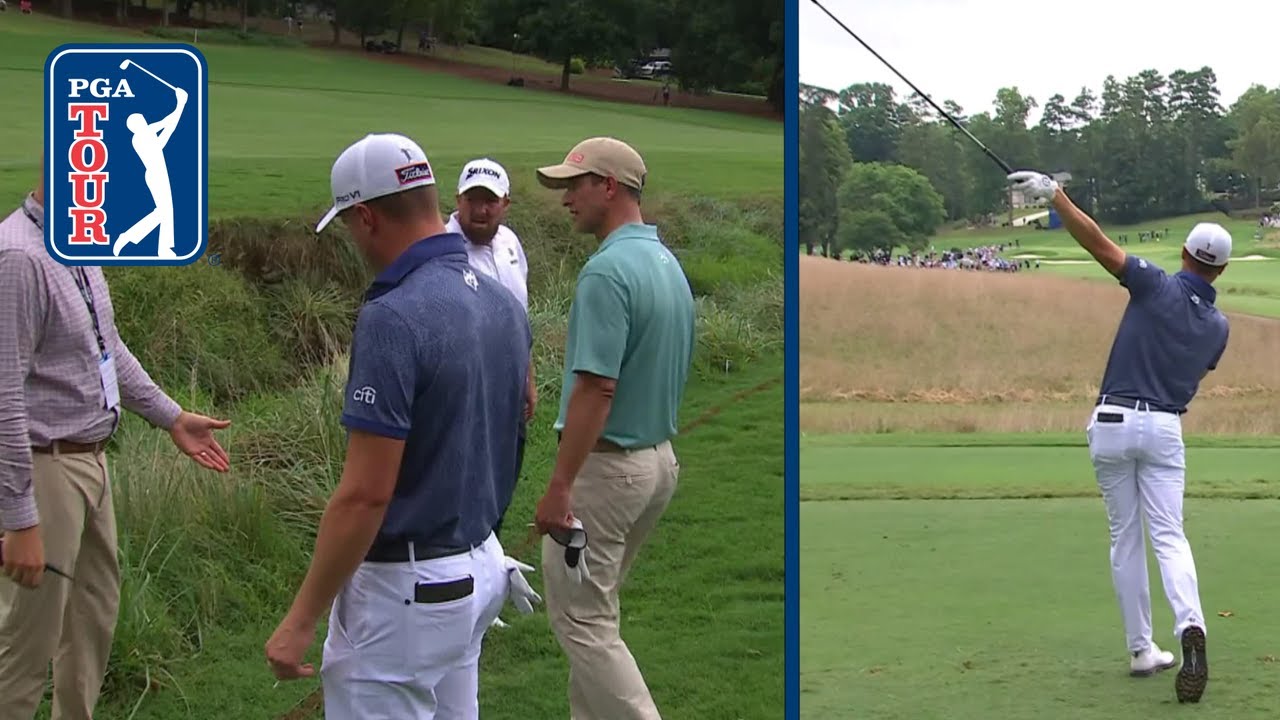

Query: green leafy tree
left=518, top=0, right=631, bottom=91
left=836, top=162, right=945, bottom=254
left=799, top=87, right=854, bottom=256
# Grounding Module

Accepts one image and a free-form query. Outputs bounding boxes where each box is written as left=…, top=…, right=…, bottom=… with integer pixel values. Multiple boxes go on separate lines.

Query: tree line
left=800, top=69, right=1280, bottom=257
left=48, top=0, right=782, bottom=111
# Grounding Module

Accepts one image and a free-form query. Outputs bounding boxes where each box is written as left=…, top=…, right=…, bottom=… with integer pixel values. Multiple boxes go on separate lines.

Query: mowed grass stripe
left=800, top=498, right=1280, bottom=720
left=800, top=441, right=1280, bottom=501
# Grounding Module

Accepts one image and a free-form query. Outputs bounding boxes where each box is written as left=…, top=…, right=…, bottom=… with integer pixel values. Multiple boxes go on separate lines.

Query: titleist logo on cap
left=396, top=162, right=433, bottom=185
left=1194, top=248, right=1216, bottom=263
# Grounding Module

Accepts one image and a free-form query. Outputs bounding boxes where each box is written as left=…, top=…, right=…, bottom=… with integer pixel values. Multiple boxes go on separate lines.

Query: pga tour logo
left=44, top=44, right=207, bottom=266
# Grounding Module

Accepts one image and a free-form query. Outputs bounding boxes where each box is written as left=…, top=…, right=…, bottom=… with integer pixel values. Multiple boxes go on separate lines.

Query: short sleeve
left=341, top=302, right=417, bottom=439
left=1118, top=255, right=1167, bottom=300
left=566, top=271, right=629, bottom=379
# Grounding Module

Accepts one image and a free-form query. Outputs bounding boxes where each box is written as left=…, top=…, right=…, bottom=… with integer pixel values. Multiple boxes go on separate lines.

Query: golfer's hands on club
left=1, top=526, right=44, bottom=589
left=1007, top=170, right=1059, bottom=203
left=169, top=410, right=231, bottom=472
left=174, top=87, right=188, bottom=106
left=265, top=612, right=317, bottom=682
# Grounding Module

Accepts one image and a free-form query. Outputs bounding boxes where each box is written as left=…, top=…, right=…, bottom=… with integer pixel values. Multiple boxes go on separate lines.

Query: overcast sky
left=799, top=0, right=1278, bottom=124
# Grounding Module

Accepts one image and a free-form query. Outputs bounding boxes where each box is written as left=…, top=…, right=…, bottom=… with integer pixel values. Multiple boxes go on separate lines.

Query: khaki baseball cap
left=536, top=137, right=646, bottom=191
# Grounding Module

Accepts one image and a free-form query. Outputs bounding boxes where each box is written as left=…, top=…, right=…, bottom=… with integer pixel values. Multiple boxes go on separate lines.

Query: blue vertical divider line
left=783, top=0, right=799, bottom=716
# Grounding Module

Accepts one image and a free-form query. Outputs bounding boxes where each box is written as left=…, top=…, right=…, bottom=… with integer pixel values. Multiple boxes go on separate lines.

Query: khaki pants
left=0, top=449, right=120, bottom=720
left=542, top=440, right=679, bottom=720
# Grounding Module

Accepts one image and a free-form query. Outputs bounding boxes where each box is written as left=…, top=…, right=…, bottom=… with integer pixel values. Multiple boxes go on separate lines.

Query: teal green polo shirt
left=554, top=223, right=695, bottom=448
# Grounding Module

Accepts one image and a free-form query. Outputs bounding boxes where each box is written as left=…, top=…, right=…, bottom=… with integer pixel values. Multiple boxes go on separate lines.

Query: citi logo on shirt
left=44, top=43, right=208, bottom=266
left=352, top=386, right=377, bottom=405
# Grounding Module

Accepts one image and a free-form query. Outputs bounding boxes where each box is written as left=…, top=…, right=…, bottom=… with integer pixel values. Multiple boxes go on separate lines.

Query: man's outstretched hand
left=1007, top=170, right=1059, bottom=204
left=169, top=410, right=231, bottom=472
left=175, top=87, right=188, bottom=105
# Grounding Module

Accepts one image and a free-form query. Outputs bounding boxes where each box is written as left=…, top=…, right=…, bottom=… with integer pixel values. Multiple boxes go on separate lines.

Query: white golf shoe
left=1130, top=643, right=1178, bottom=677
left=491, top=616, right=509, bottom=629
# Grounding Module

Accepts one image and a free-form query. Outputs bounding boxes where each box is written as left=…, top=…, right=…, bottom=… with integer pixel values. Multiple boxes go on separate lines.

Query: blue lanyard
left=24, top=197, right=109, bottom=359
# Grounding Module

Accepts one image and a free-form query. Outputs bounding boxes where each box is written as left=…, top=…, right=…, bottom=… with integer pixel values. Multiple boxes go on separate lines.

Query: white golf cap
left=1183, top=222, right=1232, bottom=267
left=457, top=158, right=510, bottom=198
left=315, top=133, right=436, bottom=233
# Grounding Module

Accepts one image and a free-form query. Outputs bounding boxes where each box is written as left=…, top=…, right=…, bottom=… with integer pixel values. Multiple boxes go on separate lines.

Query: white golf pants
left=321, top=532, right=509, bottom=719
left=1087, top=401, right=1205, bottom=653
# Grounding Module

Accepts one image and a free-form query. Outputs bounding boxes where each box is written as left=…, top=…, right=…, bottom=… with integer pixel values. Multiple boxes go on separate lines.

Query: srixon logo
left=45, top=44, right=208, bottom=266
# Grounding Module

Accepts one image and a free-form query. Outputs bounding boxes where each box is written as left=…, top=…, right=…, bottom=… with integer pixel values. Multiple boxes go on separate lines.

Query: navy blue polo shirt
left=341, top=232, right=531, bottom=550
left=1097, top=255, right=1230, bottom=413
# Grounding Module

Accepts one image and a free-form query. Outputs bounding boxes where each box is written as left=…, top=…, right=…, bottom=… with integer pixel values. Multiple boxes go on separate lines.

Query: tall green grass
left=85, top=194, right=782, bottom=710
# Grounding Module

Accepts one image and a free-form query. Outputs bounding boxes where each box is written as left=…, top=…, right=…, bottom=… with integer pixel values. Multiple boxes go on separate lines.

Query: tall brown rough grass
left=800, top=256, right=1280, bottom=434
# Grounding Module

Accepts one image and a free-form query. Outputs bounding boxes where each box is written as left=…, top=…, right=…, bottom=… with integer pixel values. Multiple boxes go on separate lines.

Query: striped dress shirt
left=0, top=193, right=182, bottom=531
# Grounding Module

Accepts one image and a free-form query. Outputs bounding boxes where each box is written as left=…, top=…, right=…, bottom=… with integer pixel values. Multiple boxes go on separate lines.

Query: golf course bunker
left=1235, top=254, right=1273, bottom=261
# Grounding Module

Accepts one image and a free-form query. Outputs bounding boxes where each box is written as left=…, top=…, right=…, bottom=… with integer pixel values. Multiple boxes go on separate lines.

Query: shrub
left=104, top=263, right=293, bottom=404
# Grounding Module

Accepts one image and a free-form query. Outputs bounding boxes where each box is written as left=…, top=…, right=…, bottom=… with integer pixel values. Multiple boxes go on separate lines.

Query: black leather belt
left=364, top=540, right=473, bottom=563
left=555, top=432, right=657, bottom=453
left=32, top=439, right=109, bottom=455
left=1096, top=396, right=1185, bottom=415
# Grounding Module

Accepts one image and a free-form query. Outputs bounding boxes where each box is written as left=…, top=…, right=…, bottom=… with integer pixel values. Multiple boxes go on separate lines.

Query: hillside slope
left=800, top=256, right=1280, bottom=434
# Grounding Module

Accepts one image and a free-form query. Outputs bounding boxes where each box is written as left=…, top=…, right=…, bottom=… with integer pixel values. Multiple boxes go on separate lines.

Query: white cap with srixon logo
left=1183, top=222, right=1232, bottom=267
left=315, top=133, right=436, bottom=233
left=457, top=158, right=510, bottom=198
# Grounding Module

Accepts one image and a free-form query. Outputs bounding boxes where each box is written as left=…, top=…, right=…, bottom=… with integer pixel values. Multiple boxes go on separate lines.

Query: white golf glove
left=504, top=556, right=542, bottom=614
left=550, top=517, right=591, bottom=584
left=563, top=545, right=590, bottom=584
left=1007, top=170, right=1059, bottom=203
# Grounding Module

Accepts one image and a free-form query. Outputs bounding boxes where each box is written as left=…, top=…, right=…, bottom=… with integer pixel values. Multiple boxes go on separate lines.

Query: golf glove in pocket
left=504, top=556, right=542, bottom=614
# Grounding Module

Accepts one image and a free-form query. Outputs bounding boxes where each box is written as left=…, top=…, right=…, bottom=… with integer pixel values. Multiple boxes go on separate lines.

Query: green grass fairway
left=0, top=15, right=780, bottom=213
left=935, top=213, right=1280, bottom=318
left=800, top=433, right=1280, bottom=719
left=0, top=12, right=781, bottom=720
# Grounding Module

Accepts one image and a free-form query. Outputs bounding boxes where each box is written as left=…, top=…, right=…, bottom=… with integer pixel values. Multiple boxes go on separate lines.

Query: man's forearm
left=550, top=378, right=613, bottom=491
left=286, top=495, right=387, bottom=625
left=0, top=444, right=38, bottom=531
left=1051, top=189, right=1123, bottom=274
left=111, top=338, right=182, bottom=429
left=0, top=369, right=36, bottom=530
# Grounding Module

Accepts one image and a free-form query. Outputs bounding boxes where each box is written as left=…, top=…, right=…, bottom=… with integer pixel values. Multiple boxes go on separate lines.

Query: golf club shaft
left=128, top=61, right=178, bottom=92
left=808, top=0, right=1015, bottom=175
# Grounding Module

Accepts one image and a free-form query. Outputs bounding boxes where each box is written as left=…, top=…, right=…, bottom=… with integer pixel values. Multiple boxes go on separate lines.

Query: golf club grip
left=809, top=0, right=1015, bottom=176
